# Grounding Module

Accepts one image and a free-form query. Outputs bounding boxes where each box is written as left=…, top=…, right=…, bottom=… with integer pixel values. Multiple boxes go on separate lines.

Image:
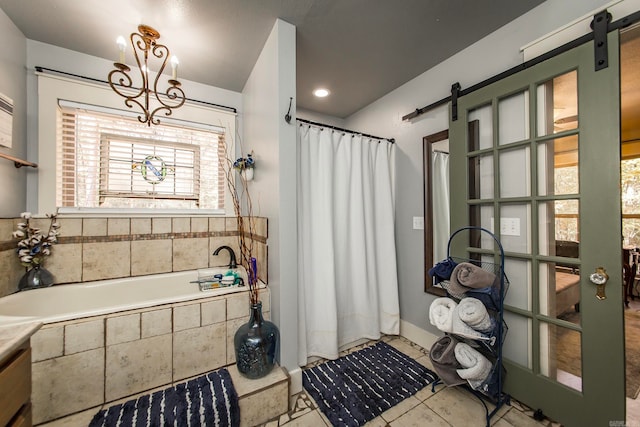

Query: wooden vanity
left=0, top=322, right=41, bottom=427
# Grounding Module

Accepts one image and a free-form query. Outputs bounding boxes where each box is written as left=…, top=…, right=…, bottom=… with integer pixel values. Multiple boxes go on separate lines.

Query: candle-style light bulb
left=116, top=36, right=126, bottom=63
left=171, top=56, right=179, bottom=80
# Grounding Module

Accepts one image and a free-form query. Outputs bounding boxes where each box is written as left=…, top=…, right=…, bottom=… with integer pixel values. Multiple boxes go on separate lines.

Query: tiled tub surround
left=28, top=287, right=279, bottom=424
left=0, top=215, right=268, bottom=298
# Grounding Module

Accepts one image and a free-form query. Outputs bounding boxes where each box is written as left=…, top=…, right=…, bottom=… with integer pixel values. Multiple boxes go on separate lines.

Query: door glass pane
left=468, top=105, right=493, bottom=151
left=622, top=158, right=640, bottom=246
left=502, top=311, right=531, bottom=369
left=499, top=203, right=531, bottom=253
left=469, top=154, right=494, bottom=199
left=499, top=91, right=529, bottom=145
left=538, top=200, right=580, bottom=256
left=537, top=135, right=579, bottom=196
left=537, top=70, right=578, bottom=137
left=539, top=261, right=581, bottom=322
left=540, top=321, right=582, bottom=392
left=504, top=258, right=531, bottom=310
left=500, top=146, right=531, bottom=198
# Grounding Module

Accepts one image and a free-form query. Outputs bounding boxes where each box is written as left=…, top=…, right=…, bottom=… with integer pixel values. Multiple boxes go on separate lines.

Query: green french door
left=449, top=32, right=624, bottom=426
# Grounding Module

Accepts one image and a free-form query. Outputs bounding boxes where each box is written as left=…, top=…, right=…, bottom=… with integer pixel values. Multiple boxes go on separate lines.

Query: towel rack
left=428, top=226, right=510, bottom=427
left=0, top=152, right=38, bottom=168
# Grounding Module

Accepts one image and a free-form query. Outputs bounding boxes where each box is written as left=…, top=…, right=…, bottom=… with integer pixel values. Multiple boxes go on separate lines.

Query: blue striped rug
left=303, top=341, right=438, bottom=426
left=89, top=368, right=239, bottom=427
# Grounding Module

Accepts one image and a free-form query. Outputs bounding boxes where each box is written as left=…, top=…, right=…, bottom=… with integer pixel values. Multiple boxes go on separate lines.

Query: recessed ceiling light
left=314, top=88, right=330, bottom=98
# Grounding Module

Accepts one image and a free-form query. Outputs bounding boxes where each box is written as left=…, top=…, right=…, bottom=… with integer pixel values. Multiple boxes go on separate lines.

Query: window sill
left=57, top=207, right=228, bottom=217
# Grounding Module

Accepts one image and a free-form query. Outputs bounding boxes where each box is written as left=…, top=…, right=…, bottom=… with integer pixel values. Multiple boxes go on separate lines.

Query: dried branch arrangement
left=221, top=134, right=260, bottom=305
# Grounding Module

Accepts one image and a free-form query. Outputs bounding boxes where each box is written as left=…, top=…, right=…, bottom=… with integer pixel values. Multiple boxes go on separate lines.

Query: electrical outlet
left=413, top=216, right=424, bottom=230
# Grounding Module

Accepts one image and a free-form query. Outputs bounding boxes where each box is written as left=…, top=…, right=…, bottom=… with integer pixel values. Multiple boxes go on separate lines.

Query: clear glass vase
left=234, top=301, right=279, bottom=379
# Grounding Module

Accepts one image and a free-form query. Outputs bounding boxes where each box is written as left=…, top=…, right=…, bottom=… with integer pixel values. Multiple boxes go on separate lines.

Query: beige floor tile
left=424, top=386, right=497, bottom=427
left=498, top=407, right=549, bottom=427
left=380, top=395, right=421, bottom=423
left=390, top=402, right=449, bottom=427
left=363, top=415, right=389, bottom=426
left=414, top=380, right=444, bottom=402
left=386, top=338, right=425, bottom=360
left=414, top=354, right=436, bottom=371
left=36, top=406, right=101, bottom=427
left=282, top=409, right=329, bottom=427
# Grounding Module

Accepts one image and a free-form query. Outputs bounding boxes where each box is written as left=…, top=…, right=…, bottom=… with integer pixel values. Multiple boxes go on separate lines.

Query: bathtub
left=0, top=267, right=249, bottom=326
left=17, top=266, right=270, bottom=424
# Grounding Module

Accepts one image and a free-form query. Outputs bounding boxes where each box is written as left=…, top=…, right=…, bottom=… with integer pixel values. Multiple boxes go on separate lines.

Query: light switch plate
left=500, top=217, right=520, bottom=236
left=413, top=216, right=424, bottom=230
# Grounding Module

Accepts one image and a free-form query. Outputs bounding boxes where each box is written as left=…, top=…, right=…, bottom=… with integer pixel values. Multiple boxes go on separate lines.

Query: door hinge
left=591, top=9, right=612, bottom=71
left=451, top=82, right=461, bottom=122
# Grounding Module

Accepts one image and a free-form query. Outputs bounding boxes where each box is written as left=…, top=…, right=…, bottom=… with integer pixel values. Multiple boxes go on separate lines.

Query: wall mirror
left=423, top=129, right=450, bottom=295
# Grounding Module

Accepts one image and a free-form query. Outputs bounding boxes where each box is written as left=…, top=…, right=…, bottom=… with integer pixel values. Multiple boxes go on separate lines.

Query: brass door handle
left=589, top=267, right=609, bottom=300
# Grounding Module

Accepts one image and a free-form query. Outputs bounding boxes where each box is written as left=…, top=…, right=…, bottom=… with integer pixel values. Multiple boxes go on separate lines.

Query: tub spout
left=213, top=245, right=238, bottom=269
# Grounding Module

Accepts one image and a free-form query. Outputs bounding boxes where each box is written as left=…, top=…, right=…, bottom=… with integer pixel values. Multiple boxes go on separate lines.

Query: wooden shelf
left=0, top=152, right=37, bottom=168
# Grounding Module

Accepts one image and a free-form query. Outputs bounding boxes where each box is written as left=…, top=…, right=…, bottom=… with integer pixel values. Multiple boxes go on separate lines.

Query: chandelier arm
left=107, top=67, right=143, bottom=99
left=124, top=98, right=151, bottom=124
left=154, top=84, right=187, bottom=109
left=148, top=106, right=173, bottom=125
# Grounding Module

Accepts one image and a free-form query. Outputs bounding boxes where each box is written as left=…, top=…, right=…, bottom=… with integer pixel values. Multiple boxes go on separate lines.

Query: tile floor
left=261, top=336, right=559, bottom=427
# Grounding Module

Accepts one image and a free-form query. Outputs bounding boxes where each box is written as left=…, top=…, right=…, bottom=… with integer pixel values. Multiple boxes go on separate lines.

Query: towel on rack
left=428, top=297, right=457, bottom=333
left=429, top=336, right=466, bottom=386
left=447, top=262, right=497, bottom=297
left=454, top=343, right=493, bottom=390
left=457, top=297, right=494, bottom=333
left=451, top=304, right=487, bottom=339
left=428, top=258, right=458, bottom=285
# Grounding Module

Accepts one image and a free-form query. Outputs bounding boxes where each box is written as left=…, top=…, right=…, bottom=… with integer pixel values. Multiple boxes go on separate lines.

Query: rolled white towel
left=429, top=297, right=457, bottom=333
left=457, top=297, right=494, bottom=333
left=451, top=304, right=486, bottom=339
left=454, top=342, right=493, bottom=389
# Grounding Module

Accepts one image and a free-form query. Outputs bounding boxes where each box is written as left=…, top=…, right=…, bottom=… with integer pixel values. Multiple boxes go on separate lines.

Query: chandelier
left=108, top=25, right=186, bottom=126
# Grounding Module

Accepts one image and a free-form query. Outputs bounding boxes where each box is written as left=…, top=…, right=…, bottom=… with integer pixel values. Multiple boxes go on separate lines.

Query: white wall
left=241, top=19, right=298, bottom=376
left=0, top=8, right=27, bottom=217
left=344, top=0, right=614, bottom=336
left=25, top=40, right=243, bottom=213
left=297, top=107, right=346, bottom=128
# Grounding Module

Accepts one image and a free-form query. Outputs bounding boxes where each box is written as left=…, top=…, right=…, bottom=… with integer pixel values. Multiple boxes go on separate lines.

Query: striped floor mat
left=303, top=341, right=438, bottom=426
left=89, top=368, right=239, bottom=427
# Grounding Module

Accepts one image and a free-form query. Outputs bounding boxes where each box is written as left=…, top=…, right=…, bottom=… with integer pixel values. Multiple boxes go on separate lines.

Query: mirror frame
left=423, top=129, right=448, bottom=296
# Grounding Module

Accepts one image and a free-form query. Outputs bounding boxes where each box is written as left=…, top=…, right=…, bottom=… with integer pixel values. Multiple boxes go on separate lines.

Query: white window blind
left=58, top=104, right=226, bottom=211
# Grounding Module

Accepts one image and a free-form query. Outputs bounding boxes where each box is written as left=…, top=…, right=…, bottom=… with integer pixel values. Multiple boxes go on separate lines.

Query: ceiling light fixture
left=314, top=88, right=330, bottom=98
left=108, top=25, right=186, bottom=126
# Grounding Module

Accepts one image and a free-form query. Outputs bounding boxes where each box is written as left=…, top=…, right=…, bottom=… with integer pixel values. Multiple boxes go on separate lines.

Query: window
left=36, top=73, right=237, bottom=215
left=58, top=103, right=226, bottom=211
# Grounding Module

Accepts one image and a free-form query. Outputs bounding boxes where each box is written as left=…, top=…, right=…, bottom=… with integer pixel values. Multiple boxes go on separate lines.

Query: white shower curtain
left=297, top=123, right=400, bottom=365
left=432, top=151, right=450, bottom=263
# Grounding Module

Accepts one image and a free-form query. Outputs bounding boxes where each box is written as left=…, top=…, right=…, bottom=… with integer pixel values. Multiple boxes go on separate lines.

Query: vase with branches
left=222, top=133, right=279, bottom=379
left=13, top=211, right=60, bottom=290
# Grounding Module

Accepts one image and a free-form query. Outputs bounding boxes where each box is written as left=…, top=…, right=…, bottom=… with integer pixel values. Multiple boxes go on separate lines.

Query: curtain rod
left=34, top=66, right=237, bottom=114
left=402, top=9, right=640, bottom=122
left=297, top=118, right=395, bottom=143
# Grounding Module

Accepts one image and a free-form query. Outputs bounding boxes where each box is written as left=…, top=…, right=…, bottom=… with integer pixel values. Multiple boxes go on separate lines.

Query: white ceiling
left=0, top=0, right=545, bottom=118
